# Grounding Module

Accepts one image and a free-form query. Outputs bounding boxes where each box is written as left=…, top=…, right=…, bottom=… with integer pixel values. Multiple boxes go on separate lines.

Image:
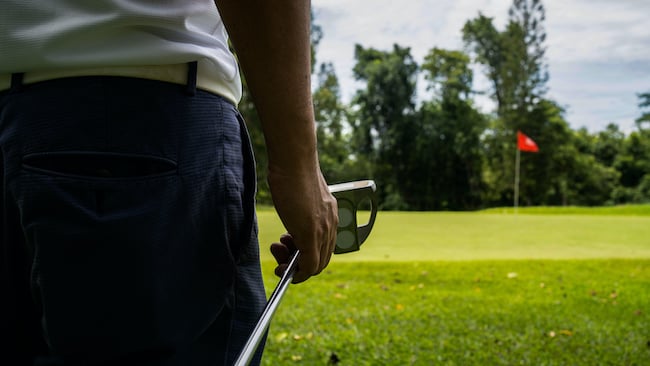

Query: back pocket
left=22, top=151, right=177, bottom=179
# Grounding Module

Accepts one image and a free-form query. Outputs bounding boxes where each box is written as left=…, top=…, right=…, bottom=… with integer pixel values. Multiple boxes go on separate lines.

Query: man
left=0, top=0, right=338, bottom=365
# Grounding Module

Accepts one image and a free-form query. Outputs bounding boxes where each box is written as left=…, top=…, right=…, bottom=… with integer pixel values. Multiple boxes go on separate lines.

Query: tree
left=462, top=14, right=505, bottom=111
left=636, top=91, right=650, bottom=130
left=613, top=132, right=650, bottom=201
left=463, top=0, right=569, bottom=206
left=312, top=62, right=356, bottom=183
left=310, top=9, right=323, bottom=74
left=350, top=44, right=418, bottom=209
left=505, top=0, right=549, bottom=111
left=462, top=0, right=549, bottom=122
left=593, top=123, right=625, bottom=168
left=422, top=48, right=473, bottom=100
left=413, top=48, right=487, bottom=210
left=610, top=94, right=650, bottom=203
left=564, top=147, right=620, bottom=206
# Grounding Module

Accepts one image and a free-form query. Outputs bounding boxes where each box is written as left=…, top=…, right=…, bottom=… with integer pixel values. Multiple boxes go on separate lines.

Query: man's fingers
left=274, top=263, right=289, bottom=277
left=318, top=234, right=334, bottom=275
left=271, top=234, right=301, bottom=278
left=279, top=233, right=296, bottom=249
left=290, top=223, right=338, bottom=282
left=293, top=252, right=319, bottom=283
left=270, top=241, right=290, bottom=262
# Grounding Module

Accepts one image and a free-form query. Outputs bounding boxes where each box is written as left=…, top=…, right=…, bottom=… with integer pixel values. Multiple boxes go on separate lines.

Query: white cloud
left=545, top=0, right=650, bottom=63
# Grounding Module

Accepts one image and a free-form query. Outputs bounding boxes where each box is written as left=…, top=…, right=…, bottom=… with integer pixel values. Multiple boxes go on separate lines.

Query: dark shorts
left=0, top=76, right=266, bottom=365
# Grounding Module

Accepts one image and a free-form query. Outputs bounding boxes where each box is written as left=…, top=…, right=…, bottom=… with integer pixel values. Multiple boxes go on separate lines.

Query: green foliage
left=350, top=44, right=419, bottom=209
left=462, top=13, right=504, bottom=107
left=313, top=63, right=349, bottom=181
left=310, top=9, right=323, bottom=74
left=564, top=149, right=620, bottom=206
left=636, top=91, right=650, bottom=129
left=410, top=102, right=486, bottom=210
left=463, top=0, right=548, bottom=120
left=397, top=48, right=486, bottom=210
left=593, top=124, right=625, bottom=167
left=422, top=48, right=473, bottom=99
left=615, top=131, right=650, bottom=189
left=571, top=122, right=650, bottom=205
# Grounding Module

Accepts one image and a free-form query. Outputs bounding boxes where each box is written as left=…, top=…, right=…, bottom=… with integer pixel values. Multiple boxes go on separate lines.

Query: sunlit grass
left=257, top=210, right=650, bottom=262
left=480, top=204, right=650, bottom=216
left=261, top=260, right=650, bottom=365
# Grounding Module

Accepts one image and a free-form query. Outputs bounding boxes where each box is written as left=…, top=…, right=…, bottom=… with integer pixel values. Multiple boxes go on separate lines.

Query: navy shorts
left=0, top=75, right=266, bottom=365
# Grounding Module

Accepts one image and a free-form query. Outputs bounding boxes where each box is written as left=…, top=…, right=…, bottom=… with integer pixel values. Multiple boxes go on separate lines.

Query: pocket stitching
left=22, top=151, right=178, bottom=181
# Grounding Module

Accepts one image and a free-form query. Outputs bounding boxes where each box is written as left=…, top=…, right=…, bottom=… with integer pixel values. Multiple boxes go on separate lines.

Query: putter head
left=329, top=180, right=378, bottom=254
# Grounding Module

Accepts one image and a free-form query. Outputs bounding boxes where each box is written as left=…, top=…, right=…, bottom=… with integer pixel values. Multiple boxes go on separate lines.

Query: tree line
left=239, top=0, right=650, bottom=211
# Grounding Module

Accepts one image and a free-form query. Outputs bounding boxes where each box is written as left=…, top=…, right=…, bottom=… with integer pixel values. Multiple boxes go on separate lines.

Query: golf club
left=233, top=180, right=377, bottom=366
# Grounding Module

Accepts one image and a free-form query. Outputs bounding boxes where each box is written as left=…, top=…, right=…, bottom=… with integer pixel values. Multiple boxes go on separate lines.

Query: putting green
left=256, top=210, right=650, bottom=263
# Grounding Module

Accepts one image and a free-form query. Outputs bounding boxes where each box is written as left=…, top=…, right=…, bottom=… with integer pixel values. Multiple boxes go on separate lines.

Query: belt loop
left=186, top=62, right=198, bottom=96
left=10, top=73, right=24, bottom=92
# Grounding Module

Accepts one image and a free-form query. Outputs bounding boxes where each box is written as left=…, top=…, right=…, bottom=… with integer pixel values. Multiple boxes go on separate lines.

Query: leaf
left=275, top=332, right=289, bottom=342
left=291, top=355, right=302, bottom=362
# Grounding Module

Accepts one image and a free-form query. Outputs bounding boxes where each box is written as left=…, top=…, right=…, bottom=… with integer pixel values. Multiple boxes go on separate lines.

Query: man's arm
left=214, top=0, right=338, bottom=283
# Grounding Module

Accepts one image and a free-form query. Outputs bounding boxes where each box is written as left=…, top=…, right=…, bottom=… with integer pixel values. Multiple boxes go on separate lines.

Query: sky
left=310, top=0, right=650, bottom=133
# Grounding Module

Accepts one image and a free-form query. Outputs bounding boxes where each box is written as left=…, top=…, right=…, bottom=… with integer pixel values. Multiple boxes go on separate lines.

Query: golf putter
left=234, top=180, right=377, bottom=366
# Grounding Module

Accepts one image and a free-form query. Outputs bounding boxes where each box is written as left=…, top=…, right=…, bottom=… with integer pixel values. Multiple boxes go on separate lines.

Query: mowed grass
left=255, top=207, right=650, bottom=365
left=257, top=208, right=650, bottom=262
left=481, top=204, right=650, bottom=216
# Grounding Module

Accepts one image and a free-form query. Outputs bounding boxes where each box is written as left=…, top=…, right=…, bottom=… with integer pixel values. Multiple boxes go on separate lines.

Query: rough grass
left=255, top=207, right=650, bottom=365
left=261, top=260, right=649, bottom=365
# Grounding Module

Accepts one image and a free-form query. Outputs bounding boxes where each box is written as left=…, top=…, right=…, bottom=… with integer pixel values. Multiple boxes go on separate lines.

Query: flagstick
left=514, top=147, right=520, bottom=214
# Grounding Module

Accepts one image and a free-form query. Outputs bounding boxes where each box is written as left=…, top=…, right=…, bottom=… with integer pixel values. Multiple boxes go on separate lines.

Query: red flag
left=517, top=131, right=539, bottom=152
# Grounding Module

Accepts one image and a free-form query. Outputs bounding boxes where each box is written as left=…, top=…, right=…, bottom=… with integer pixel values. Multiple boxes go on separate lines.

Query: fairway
left=256, top=210, right=650, bottom=262
left=254, top=209, right=650, bottom=365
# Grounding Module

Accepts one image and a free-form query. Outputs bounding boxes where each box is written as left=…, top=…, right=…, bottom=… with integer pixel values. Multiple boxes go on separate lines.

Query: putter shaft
left=233, top=250, right=300, bottom=366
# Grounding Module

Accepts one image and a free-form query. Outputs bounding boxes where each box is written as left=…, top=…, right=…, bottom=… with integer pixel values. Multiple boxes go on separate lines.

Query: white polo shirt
left=0, top=0, right=242, bottom=104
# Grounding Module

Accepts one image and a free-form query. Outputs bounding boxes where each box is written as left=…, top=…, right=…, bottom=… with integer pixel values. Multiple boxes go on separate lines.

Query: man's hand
left=268, top=169, right=338, bottom=283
